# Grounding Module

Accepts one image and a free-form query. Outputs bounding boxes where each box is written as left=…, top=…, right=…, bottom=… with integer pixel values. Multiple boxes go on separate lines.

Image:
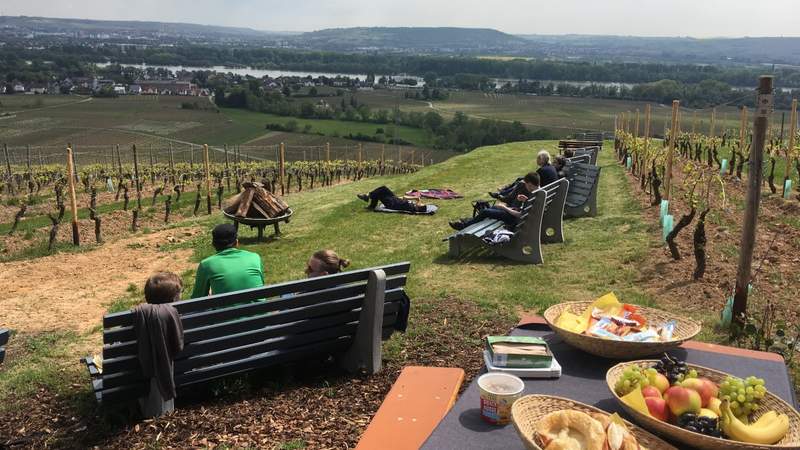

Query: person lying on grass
left=357, top=185, right=428, bottom=213
left=191, top=223, right=264, bottom=298
left=450, top=172, right=540, bottom=231
left=305, top=249, right=351, bottom=278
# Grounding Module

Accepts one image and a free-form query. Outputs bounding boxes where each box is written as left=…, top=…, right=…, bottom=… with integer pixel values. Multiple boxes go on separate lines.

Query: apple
left=664, top=386, right=701, bottom=416
left=680, top=378, right=719, bottom=407
left=641, top=386, right=663, bottom=399
left=648, top=371, right=670, bottom=394
left=707, top=397, right=722, bottom=416
left=645, top=396, right=670, bottom=421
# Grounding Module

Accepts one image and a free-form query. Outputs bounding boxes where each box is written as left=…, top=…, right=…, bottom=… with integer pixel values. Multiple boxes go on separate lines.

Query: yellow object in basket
left=621, top=387, right=651, bottom=418
left=555, top=311, right=588, bottom=334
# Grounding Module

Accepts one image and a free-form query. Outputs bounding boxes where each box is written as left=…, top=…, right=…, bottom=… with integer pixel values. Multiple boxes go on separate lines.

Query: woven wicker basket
left=511, top=394, right=678, bottom=450
left=543, top=301, right=701, bottom=359
left=606, top=360, right=800, bottom=450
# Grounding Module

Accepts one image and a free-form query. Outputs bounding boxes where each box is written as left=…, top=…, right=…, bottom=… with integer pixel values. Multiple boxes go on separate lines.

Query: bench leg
left=138, top=378, right=174, bottom=418
left=340, top=269, right=386, bottom=375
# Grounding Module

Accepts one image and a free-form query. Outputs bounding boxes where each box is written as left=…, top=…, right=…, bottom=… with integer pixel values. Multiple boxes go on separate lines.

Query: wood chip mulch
left=0, top=296, right=516, bottom=449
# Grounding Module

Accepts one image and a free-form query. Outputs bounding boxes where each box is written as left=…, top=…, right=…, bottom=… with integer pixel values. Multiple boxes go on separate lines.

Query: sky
left=2, top=0, right=798, bottom=37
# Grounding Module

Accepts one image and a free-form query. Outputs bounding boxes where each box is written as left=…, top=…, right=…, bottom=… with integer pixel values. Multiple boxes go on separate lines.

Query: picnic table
left=417, top=318, right=797, bottom=449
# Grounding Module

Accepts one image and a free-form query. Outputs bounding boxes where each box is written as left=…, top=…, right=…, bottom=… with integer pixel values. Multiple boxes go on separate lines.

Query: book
left=485, top=336, right=553, bottom=369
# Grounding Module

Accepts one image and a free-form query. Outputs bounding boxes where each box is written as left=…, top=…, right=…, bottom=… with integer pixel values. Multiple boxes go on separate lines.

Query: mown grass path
left=190, top=140, right=653, bottom=313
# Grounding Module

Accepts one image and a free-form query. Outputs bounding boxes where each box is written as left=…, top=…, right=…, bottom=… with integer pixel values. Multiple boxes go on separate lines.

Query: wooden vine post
left=66, top=146, right=80, bottom=245
left=664, top=100, right=680, bottom=200
left=739, top=106, right=748, bottom=178
left=733, top=76, right=773, bottom=328
left=709, top=107, right=716, bottom=138
left=785, top=99, right=798, bottom=195
left=643, top=104, right=651, bottom=158
left=3, top=143, right=11, bottom=178
left=634, top=109, right=640, bottom=138
left=326, top=142, right=330, bottom=162
left=115, top=144, right=122, bottom=177
left=203, top=144, right=212, bottom=214
left=358, top=143, right=363, bottom=171
left=279, top=142, right=286, bottom=196
left=132, top=144, right=142, bottom=210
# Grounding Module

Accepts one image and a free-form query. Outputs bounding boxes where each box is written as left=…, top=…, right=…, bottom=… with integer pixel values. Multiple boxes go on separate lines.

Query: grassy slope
left=188, top=140, right=652, bottom=312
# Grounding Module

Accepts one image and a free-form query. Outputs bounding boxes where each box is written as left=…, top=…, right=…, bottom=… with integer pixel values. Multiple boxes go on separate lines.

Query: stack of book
left=483, top=336, right=561, bottom=378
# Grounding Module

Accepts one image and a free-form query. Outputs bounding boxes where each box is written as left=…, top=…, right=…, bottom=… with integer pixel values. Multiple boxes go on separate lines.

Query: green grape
left=615, top=367, right=648, bottom=396
left=718, top=375, right=767, bottom=420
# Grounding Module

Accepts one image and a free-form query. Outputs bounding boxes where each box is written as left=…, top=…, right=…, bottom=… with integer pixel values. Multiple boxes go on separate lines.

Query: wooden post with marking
left=279, top=142, right=286, bottom=196
left=785, top=99, right=798, bottom=195
left=66, top=146, right=80, bottom=245
left=664, top=100, right=680, bottom=200
left=733, top=76, right=773, bottom=328
left=203, top=144, right=212, bottom=214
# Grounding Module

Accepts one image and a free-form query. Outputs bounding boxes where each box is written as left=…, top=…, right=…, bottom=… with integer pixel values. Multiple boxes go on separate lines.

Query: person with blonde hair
left=305, top=249, right=351, bottom=278
left=536, top=149, right=558, bottom=187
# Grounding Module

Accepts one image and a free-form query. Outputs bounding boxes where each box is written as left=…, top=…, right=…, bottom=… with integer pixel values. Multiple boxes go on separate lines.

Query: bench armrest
left=81, top=356, right=102, bottom=378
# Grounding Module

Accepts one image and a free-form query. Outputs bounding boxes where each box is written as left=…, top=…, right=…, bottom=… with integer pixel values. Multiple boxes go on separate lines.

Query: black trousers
left=369, top=186, right=423, bottom=212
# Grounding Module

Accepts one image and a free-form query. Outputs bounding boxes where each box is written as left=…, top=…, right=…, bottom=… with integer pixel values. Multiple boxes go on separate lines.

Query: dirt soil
left=0, top=227, right=199, bottom=334
left=623, top=154, right=800, bottom=331
left=0, top=296, right=516, bottom=449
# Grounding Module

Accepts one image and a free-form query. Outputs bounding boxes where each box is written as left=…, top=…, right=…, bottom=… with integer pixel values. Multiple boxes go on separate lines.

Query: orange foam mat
left=356, top=366, right=465, bottom=450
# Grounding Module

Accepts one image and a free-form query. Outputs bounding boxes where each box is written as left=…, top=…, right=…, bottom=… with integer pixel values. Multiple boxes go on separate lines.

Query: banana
left=720, top=401, right=789, bottom=445
left=750, top=411, right=779, bottom=427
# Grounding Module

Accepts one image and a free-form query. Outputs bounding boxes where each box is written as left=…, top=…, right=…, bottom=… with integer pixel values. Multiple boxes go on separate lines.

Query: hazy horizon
left=2, top=0, right=799, bottom=38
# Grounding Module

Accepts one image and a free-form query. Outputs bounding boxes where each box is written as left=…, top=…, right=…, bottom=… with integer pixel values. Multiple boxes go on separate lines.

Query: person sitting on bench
left=537, top=150, right=559, bottom=187
left=357, top=186, right=427, bottom=213
left=449, top=172, right=540, bottom=231
left=305, top=249, right=351, bottom=278
left=554, top=155, right=568, bottom=178
left=191, top=223, right=265, bottom=298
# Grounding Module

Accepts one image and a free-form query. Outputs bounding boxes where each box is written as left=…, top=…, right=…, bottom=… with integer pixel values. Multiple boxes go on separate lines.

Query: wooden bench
left=559, top=140, right=603, bottom=152
left=445, top=178, right=569, bottom=264
left=564, top=162, right=602, bottom=219
left=82, top=262, right=411, bottom=417
left=571, top=146, right=600, bottom=165
left=355, top=366, right=465, bottom=450
left=0, top=329, right=8, bottom=365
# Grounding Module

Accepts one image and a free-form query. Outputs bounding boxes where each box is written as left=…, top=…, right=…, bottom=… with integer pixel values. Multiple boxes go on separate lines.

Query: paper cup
left=478, top=372, right=524, bottom=425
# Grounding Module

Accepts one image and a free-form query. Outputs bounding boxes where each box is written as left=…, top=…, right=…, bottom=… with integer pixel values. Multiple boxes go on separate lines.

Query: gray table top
left=421, top=323, right=797, bottom=450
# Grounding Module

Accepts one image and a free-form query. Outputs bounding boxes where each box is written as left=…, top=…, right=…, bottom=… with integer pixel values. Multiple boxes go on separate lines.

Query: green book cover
left=485, top=336, right=553, bottom=368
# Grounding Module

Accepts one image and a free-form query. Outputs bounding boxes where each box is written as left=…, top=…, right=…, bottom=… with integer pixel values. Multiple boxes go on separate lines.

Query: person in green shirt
left=191, top=223, right=265, bottom=298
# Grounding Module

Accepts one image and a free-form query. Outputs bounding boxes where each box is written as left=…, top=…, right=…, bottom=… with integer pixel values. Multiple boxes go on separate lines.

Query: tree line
left=3, top=44, right=800, bottom=88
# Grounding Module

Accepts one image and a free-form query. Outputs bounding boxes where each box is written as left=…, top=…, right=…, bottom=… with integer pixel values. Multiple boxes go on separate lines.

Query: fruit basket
left=544, top=300, right=701, bottom=359
left=511, top=394, right=677, bottom=450
left=606, top=360, right=800, bottom=450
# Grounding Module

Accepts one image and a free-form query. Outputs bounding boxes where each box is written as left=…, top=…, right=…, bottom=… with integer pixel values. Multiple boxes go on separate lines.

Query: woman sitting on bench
left=449, top=172, right=540, bottom=231
left=305, top=249, right=351, bottom=278
left=357, top=186, right=428, bottom=213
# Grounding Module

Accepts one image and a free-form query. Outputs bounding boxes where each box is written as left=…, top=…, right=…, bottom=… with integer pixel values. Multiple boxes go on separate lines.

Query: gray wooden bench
left=0, top=329, right=8, bottom=365
left=445, top=178, right=569, bottom=264
left=571, top=147, right=600, bottom=165
left=82, top=262, right=411, bottom=417
left=564, top=162, right=602, bottom=219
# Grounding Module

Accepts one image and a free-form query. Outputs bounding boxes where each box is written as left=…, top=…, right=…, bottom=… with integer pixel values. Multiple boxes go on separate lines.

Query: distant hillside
left=517, top=34, right=800, bottom=66
left=293, top=27, right=530, bottom=52
left=0, top=15, right=292, bottom=39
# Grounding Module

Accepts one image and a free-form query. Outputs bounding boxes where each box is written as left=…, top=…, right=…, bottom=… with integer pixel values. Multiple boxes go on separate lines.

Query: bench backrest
left=0, top=329, right=8, bottom=364
left=565, top=154, right=591, bottom=166
left=98, top=262, right=411, bottom=402
left=515, top=178, right=569, bottom=242
left=566, top=162, right=601, bottom=204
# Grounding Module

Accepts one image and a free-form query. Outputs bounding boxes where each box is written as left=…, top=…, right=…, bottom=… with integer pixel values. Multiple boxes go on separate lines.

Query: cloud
left=2, top=0, right=798, bottom=37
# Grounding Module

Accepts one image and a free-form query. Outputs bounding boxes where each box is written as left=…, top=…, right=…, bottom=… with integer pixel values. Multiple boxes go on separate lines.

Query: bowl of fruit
left=544, top=294, right=701, bottom=359
left=606, top=354, right=800, bottom=450
left=511, top=394, right=678, bottom=450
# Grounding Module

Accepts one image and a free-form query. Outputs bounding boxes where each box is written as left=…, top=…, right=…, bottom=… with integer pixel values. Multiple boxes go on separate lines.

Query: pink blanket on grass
left=404, top=189, right=463, bottom=200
